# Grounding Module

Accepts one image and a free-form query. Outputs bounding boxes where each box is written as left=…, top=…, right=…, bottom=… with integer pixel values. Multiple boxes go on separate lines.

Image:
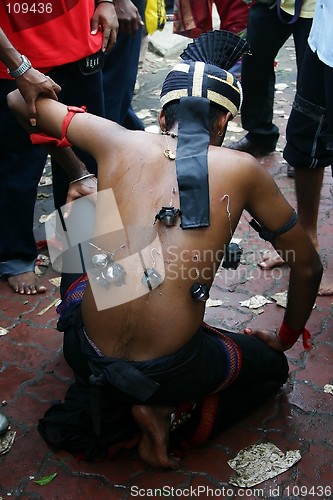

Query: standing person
left=173, top=0, right=251, bottom=37
left=0, top=25, right=86, bottom=441
left=8, top=30, right=322, bottom=468
left=227, top=0, right=315, bottom=157
left=103, top=0, right=145, bottom=130
left=214, top=0, right=252, bottom=35
left=259, top=0, right=333, bottom=295
left=0, top=0, right=117, bottom=295
left=173, top=0, right=253, bottom=79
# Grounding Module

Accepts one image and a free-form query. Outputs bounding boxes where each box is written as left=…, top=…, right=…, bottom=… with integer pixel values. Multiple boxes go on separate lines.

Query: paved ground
left=0, top=26, right=332, bottom=500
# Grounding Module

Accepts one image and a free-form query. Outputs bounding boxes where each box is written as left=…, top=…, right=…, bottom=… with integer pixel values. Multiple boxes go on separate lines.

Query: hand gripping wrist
left=277, top=320, right=312, bottom=351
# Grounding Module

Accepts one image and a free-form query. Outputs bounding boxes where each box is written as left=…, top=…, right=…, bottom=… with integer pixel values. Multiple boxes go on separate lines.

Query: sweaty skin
left=7, top=92, right=322, bottom=468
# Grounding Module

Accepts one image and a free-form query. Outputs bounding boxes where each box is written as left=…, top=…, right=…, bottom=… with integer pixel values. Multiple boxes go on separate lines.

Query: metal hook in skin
left=169, top=188, right=176, bottom=207
left=220, top=194, right=243, bottom=270
left=221, top=194, right=233, bottom=239
left=150, top=247, right=160, bottom=268
left=142, top=248, right=163, bottom=290
left=193, top=254, right=200, bottom=281
left=89, top=242, right=125, bottom=259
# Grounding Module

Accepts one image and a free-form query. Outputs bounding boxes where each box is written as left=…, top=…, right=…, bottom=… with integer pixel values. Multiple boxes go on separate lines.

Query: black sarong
left=38, top=275, right=288, bottom=460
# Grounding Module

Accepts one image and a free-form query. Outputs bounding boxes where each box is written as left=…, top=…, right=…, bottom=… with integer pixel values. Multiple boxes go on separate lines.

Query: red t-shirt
left=0, top=0, right=102, bottom=79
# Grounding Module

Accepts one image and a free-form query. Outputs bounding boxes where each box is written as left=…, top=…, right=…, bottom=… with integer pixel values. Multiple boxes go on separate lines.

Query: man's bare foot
left=318, top=272, right=333, bottom=296
left=132, top=404, right=180, bottom=470
left=7, top=272, right=46, bottom=295
left=258, top=250, right=285, bottom=270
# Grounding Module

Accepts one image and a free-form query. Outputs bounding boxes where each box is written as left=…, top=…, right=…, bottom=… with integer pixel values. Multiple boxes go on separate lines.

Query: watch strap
left=8, top=55, right=32, bottom=78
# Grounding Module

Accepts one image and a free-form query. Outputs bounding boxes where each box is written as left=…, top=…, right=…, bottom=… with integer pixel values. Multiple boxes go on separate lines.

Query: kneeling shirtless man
left=8, top=31, right=322, bottom=469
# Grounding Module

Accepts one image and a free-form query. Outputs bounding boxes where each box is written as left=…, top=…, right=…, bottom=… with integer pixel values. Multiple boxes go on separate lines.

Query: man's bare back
left=81, top=130, right=254, bottom=360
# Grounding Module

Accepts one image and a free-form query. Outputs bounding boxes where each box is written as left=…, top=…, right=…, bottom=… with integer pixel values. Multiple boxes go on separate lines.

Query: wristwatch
left=7, top=55, right=32, bottom=78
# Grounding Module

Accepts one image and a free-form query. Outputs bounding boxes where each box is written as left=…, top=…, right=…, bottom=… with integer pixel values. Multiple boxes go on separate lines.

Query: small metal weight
left=101, top=261, right=126, bottom=286
left=91, top=249, right=126, bottom=287
left=190, top=282, right=210, bottom=302
left=91, top=252, right=108, bottom=267
left=142, top=268, right=162, bottom=290
left=222, top=242, right=243, bottom=270
left=0, top=413, right=9, bottom=436
left=155, top=207, right=179, bottom=227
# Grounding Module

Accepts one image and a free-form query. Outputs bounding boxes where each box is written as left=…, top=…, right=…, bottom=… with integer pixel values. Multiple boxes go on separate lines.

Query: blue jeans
left=102, top=0, right=145, bottom=130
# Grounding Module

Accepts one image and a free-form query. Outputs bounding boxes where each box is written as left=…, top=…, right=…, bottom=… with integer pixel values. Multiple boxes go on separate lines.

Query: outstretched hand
left=243, top=328, right=291, bottom=352
left=16, top=69, right=61, bottom=126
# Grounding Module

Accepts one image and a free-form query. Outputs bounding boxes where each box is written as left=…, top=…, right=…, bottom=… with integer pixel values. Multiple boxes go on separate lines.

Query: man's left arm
left=243, top=159, right=323, bottom=350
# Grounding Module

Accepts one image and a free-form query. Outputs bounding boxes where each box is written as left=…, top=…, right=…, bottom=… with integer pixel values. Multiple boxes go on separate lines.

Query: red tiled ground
left=0, top=39, right=332, bottom=499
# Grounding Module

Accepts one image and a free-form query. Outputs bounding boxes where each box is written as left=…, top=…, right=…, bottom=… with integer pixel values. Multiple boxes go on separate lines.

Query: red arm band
left=30, top=105, right=86, bottom=147
left=278, top=320, right=312, bottom=351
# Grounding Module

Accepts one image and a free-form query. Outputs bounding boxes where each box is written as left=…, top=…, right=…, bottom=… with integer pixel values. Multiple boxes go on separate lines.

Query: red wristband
left=30, top=105, right=86, bottom=148
left=278, top=320, right=312, bottom=350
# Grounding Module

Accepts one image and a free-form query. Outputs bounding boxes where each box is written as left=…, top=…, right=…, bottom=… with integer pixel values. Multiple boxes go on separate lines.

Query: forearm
left=273, top=226, right=323, bottom=350
left=46, top=145, right=92, bottom=181
left=245, top=256, right=322, bottom=353
left=284, top=261, right=322, bottom=331
left=0, top=29, right=24, bottom=72
left=7, top=90, right=91, bottom=180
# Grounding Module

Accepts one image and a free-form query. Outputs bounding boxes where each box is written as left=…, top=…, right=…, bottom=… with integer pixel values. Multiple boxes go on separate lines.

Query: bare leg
left=7, top=272, right=46, bottom=295
left=131, top=404, right=180, bottom=470
left=294, top=167, right=323, bottom=250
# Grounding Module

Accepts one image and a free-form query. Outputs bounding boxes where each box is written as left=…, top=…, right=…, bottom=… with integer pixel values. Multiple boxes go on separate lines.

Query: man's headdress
left=160, top=30, right=250, bottom=229
left=161, top=30, right=250, bottom=118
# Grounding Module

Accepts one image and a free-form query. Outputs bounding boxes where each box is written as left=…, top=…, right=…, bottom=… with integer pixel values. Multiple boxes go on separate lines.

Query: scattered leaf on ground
left=38, top=176, right=52, bottom=187
left=206, top=298, right=223, bottom=308
left=323, top=384, right=333, bottom=395
left=33, top=472, right=57, bottom=486
left=239, top=295, right=272, bottom=309
left=228, top=443, right=301, bottom=488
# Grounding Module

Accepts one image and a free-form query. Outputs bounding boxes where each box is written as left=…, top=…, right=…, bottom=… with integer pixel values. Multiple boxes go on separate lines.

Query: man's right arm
left=0, top=28, right=61, bottom=125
